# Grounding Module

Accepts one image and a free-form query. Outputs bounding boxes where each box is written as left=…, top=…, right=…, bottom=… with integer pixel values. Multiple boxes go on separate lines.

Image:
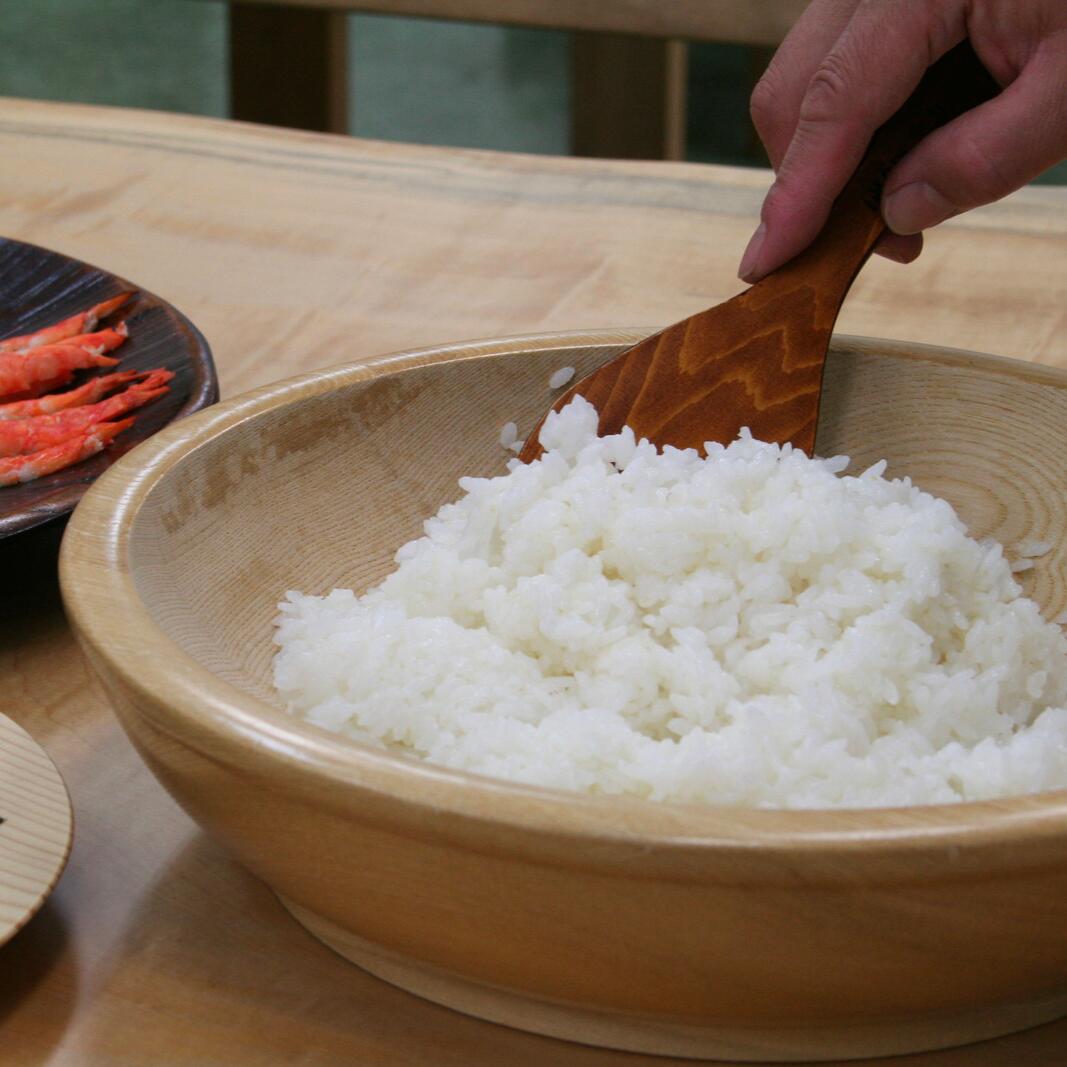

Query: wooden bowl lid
left=0, top=713, right=73, bottom=946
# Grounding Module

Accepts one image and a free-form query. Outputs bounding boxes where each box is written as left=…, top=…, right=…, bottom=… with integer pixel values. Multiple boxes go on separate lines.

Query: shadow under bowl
left=60, top=330, right=1067, bottom=1062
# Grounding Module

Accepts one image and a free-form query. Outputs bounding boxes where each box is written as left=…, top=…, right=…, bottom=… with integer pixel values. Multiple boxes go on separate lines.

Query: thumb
left=882, top=54, right=1067, bottom=235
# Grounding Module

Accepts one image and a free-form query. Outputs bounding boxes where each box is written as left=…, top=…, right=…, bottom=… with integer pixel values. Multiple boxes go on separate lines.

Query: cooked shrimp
left=0, top=322, right=129, bottom=400
left=0, top=371, right=171, bottom=457
left=47, top=322, right=129, bottom=354
left=0, top=345, right=119, bottom=400
left=5, top=372, right=73, bottom=401
left=0, top=417, right=133, bottom=486
left=0, top=369, right=142, bottom=420
left=0, top=292, right=133, bottom=353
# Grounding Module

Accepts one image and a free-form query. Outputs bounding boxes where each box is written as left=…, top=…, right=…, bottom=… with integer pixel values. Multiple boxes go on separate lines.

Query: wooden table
left=1, top=98, right=1065, bottom=1066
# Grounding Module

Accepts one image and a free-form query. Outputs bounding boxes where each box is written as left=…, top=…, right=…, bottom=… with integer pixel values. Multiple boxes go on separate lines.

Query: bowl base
left=279, top=896, right=1067, bottom=1062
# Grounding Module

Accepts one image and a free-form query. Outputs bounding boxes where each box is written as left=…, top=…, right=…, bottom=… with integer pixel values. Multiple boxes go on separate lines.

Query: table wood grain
left=0, top=97, right=1065, bottom=1066
left=0, top=714, right=72, bottom=948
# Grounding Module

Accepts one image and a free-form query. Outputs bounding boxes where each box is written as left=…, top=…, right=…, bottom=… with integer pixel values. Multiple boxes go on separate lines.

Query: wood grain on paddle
left=521, top=42, right=1002, bottom=460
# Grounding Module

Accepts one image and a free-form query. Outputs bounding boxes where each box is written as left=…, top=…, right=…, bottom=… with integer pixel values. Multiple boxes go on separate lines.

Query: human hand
left=739, top=0, right=1067, bottom=282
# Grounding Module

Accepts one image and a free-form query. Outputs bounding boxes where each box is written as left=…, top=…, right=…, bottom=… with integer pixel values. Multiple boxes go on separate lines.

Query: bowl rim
left=60, top=329, right=1067, bottom=858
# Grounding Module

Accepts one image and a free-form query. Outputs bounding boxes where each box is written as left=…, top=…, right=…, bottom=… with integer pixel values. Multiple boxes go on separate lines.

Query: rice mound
left=273, top=397, right=1067, bottom=809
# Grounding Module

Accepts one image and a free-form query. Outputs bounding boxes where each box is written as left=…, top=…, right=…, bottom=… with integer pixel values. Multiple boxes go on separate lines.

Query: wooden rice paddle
left=520, top=42, right=1000, bottom=461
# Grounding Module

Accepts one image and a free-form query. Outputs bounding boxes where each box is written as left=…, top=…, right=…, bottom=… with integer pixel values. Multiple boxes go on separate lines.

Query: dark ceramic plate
left=0, top=237, right=217, bottom=538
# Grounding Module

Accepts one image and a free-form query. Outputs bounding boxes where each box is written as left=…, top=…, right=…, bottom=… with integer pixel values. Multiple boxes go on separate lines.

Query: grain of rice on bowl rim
left=273, top=397, right=1067, bottom=810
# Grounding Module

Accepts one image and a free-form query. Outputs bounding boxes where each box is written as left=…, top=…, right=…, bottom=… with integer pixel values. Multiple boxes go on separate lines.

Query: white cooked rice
left=273, top=396, right=1067, bottom=809
left=497, top=418, right=518, bottom=448
left=549, top=366, right=576, bottom=390
left=1017, top=540, right=1052, bottom=558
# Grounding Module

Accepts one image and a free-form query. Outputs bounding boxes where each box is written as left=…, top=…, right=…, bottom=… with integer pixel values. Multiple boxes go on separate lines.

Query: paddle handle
left=518, top=41, right=1003, bottom=464
left=762, top=41, right=1001, bottom=298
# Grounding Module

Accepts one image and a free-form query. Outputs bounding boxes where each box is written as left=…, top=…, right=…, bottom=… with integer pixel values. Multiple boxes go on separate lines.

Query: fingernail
left=882, top=182, right=957, bottom=235
left=738, top=223, right=767, bottom=282
left=875, top=230, right=924, bottom=266
left=877, top=240, right=917, bottom=264
left=878, top=246, right=914, bottom=264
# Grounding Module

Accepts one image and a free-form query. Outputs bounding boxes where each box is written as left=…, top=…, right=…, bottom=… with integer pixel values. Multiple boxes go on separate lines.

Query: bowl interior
left=126, top=334, right=1067, bottom=749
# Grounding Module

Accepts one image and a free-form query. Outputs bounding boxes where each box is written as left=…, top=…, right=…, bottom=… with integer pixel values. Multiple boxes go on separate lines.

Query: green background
left=0, top=0, right=1062, bottom=182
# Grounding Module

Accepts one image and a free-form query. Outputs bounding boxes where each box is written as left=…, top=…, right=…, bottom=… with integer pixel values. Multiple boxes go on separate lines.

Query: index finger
left=741, top=0, right=964, bottom=282
left=750, top=0, right=862, bottom=169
